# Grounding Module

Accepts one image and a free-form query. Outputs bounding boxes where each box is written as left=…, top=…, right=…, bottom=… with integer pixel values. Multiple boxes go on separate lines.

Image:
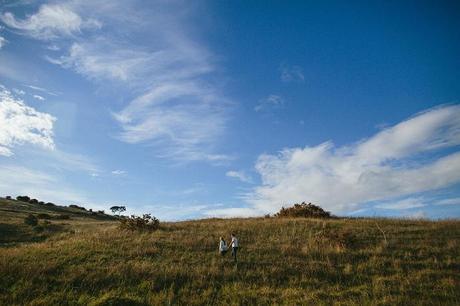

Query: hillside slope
left=0, top=197, right=116, bottom=245
left=0, top=200, right=459, bottom=305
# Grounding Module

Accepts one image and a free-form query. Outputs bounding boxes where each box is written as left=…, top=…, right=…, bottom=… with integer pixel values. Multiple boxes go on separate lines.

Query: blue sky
left=0, top=0, right=459, bottom=220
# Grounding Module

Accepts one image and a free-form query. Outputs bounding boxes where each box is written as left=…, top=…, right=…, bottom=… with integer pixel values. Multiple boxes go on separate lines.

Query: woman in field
left=219, top=237, right=228, bottom=256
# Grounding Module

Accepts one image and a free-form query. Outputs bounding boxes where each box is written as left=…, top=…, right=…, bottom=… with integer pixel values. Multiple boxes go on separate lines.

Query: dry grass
left=0, top=199, right=459, bottom=305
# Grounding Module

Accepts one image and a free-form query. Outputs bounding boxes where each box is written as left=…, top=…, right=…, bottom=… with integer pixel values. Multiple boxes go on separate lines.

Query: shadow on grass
left=0, top=223, right=47, bottom=245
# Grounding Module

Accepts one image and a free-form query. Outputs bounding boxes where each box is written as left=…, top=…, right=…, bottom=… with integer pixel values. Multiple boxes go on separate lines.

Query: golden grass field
left=0, top=198, right=459, bottom=305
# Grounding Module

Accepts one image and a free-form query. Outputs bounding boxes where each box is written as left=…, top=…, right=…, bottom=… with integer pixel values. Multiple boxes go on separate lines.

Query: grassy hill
left=0, top=198, right=459, bottom=305
left=0, top=197, right=116, bottom=245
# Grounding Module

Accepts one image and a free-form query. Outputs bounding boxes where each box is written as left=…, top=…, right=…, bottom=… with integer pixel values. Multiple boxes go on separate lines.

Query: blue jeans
left=232, top=247, right=238, bottom=262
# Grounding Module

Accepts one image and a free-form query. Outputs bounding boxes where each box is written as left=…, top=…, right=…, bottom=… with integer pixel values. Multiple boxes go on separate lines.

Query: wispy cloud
left=226, top=170, right=253, bottom=183
left=434, top=197, right=460, bottom=206
left=214, top=105, right=460, bottom=217
left=0, top=164, right=90, bottom=205
left=24, top=84, right=58, bottom=96
left=2, top=1, right=233, bottom=162
left=280, top=63, right=305, bottom=83
left=47, top=149, right=100, bottom=174
left=0, top=36, right=6, bottom=49
left=255, top=94, right=284, bottom=112
left=0, top=85, right=55, bottom=156
left=33, top=94, right=45, bottom=101
left=0, top=3, right=100, bottom=40
left=111, top=169, right=126, bottom=175
left=375, top=197, right=426, bottom=210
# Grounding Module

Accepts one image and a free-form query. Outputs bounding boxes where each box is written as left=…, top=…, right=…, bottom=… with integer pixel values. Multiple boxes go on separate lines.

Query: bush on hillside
left=119, top=214, right=160, bottom=232
left=29, top=199, right=39, bottom=204
left=24, top=214, right=38, bottom=226
left=69, top=204, right=86, bottom=210
left=17, top=196, right=30, bottom=202
left=275, top=202, right=332, bottom=218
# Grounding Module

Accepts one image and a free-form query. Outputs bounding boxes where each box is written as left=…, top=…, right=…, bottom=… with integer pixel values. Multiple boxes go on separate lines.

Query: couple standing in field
left=219, top=233, right=239, bottom=262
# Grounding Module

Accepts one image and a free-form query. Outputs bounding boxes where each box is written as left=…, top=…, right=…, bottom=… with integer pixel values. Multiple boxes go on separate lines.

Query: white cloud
left=111, top=170, right=126, bottom=175
left=214, top=105, right=460, bottom=217
left=0, top=3, right=100, bottom=40
left=226, top=170, right=253, bottom=183
left=0, top=85, right=55, bottom=156
left=33, top=94, right=45, bottom=101
left=255, top=94, right=284, bottom=112
left=0, top=36, right=6, bottom=49
left=280, top=63, right=305, bottom=83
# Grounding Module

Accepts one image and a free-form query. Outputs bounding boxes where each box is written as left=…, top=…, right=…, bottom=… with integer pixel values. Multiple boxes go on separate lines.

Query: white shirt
left=231, top=237, right=239, bottom=248
left=219, top=240, right=227, bottom=251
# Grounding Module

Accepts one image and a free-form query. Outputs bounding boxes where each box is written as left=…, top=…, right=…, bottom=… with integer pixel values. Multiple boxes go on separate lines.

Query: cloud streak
left=33, top=94, right=45, bottom=101
left=111, top=169, right=125, bottom=175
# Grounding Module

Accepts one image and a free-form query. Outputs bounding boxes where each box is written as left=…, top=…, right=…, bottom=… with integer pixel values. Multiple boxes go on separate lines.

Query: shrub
left=5, top=196, right=11, bottom=200
left=38, top=201, right=45, bottom=205
left=45, top=202, right=56, bottom=207
left=97, top=210, right=105, bottom=214
left=275, top=202, right=332, bottom=218
left=29, top=199, right=39, bottom=204
left=24, top=214, right=38, bottom=226
left=119, top=214, right=160, bottom=232
left=17, top=196, right=30, bottom=202
left=69, top=204, right=86, bottom=210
